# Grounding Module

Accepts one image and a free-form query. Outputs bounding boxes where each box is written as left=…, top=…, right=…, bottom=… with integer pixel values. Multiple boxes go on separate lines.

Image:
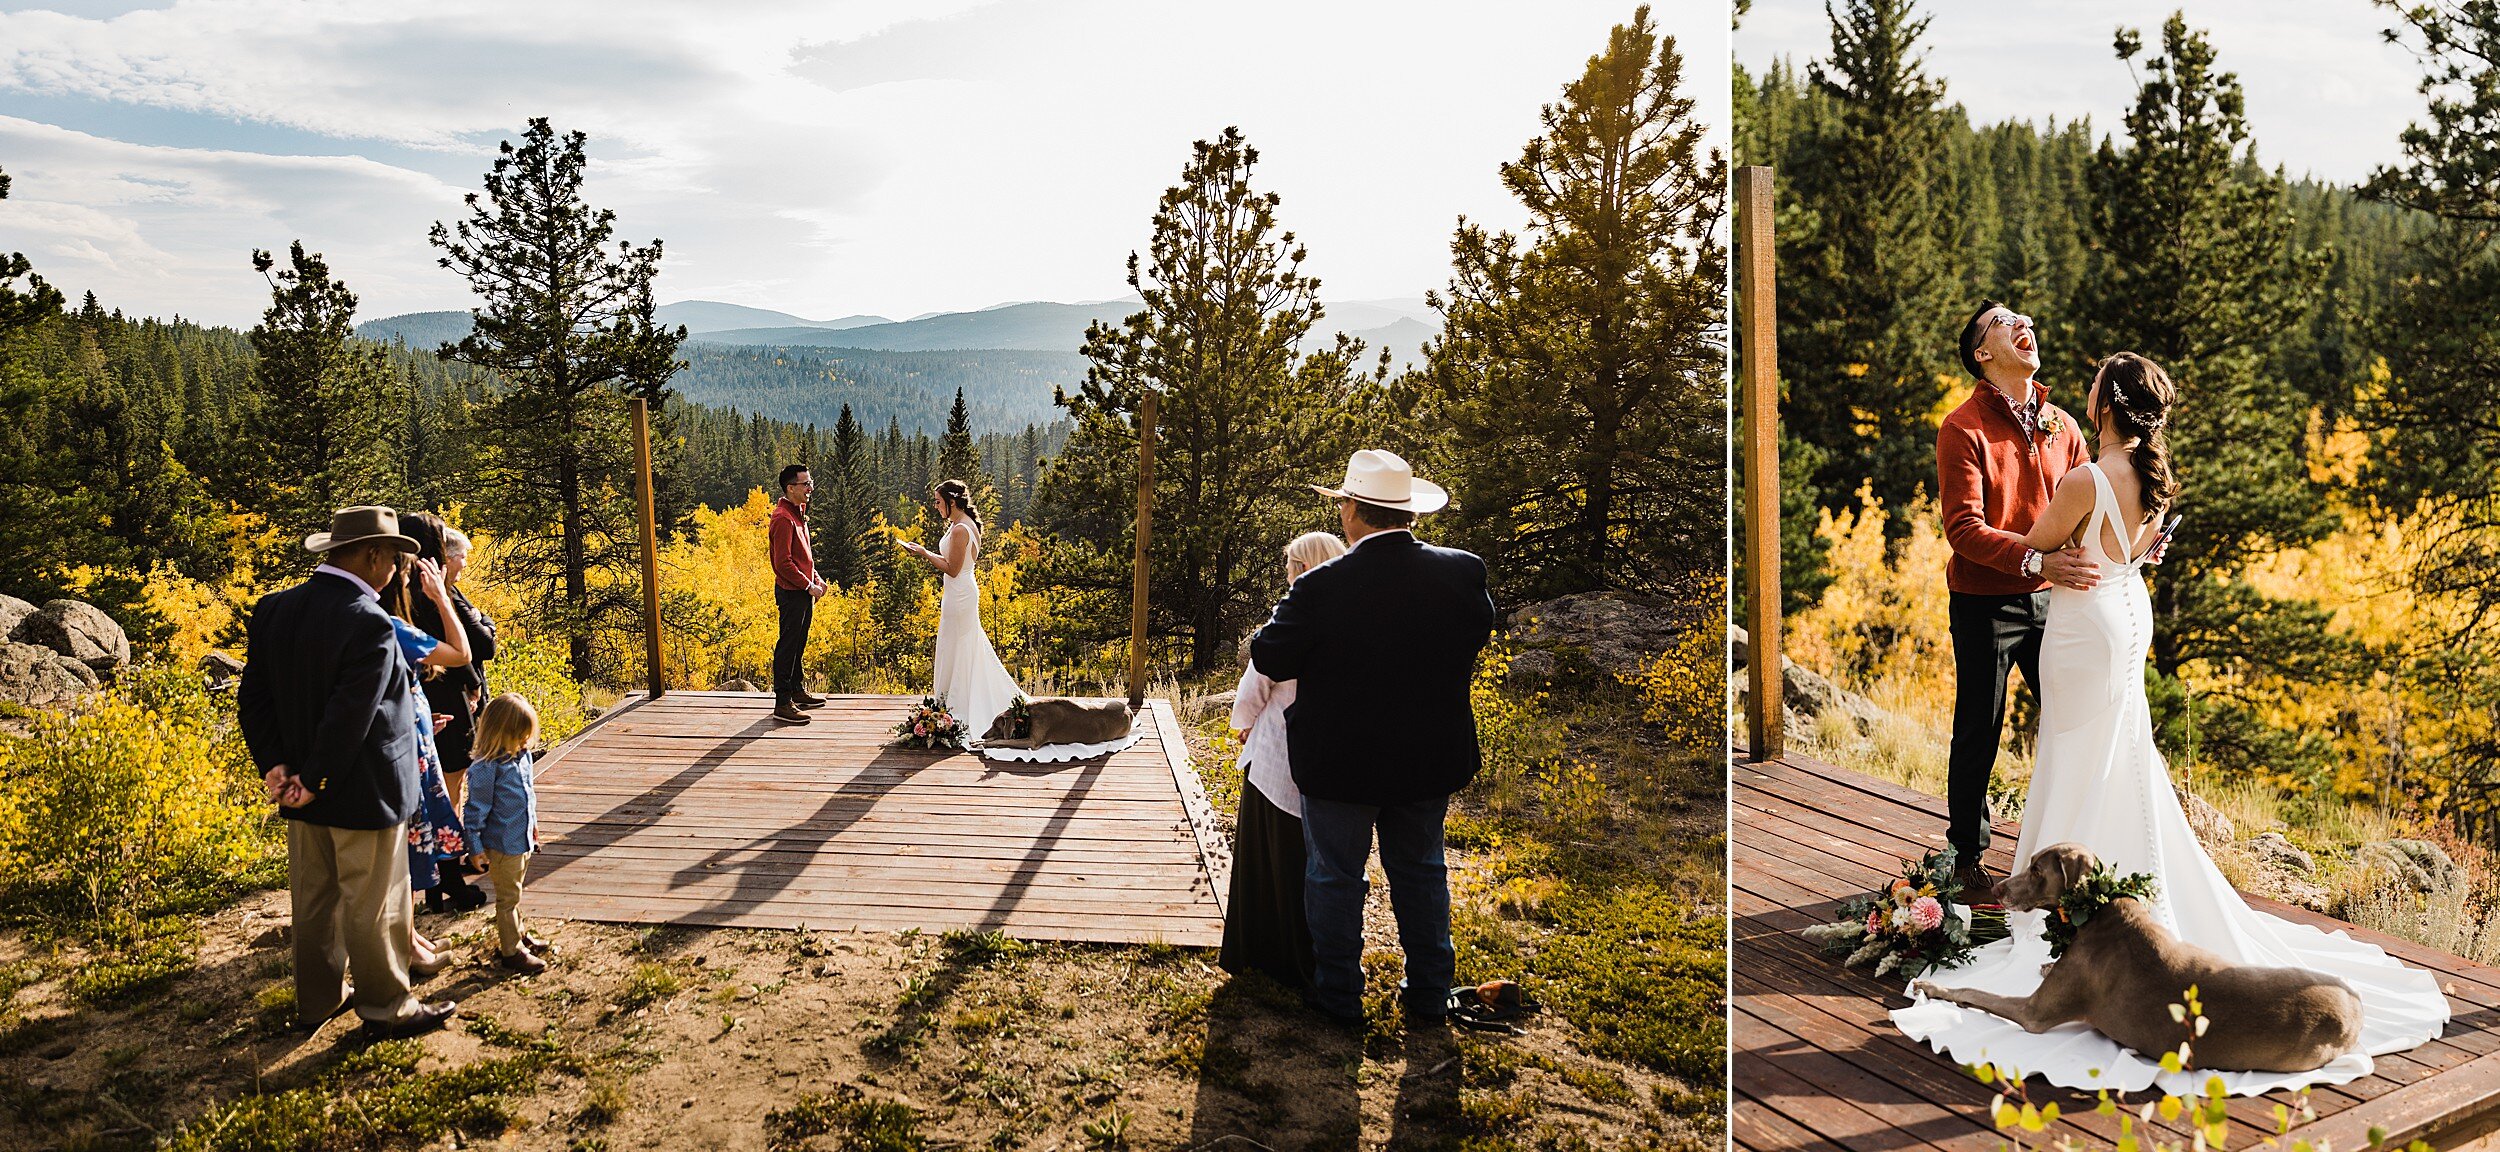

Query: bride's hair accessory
left=935, top=478, right=981, bottom=523
left=2095, top=352, right=2182, bottom=517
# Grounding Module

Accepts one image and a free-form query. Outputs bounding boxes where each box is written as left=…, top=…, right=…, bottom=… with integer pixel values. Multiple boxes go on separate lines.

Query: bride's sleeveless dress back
left=1895, top=462, right=2448, bottom=1094
left=928, top=520, right=1023, bottom=739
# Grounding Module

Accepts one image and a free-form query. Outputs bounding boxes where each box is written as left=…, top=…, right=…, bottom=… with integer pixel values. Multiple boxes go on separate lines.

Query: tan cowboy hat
left=1311, top=449, right=1448, bottom=515
left=303, top=506, right=423, bottom=554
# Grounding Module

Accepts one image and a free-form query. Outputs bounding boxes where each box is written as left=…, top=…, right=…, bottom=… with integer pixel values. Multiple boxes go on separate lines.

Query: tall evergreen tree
left=816, top=403, right=872, bottom=590
left=2363, top=2, right=2500, bottom=639
left=429, top=118, right=687, bottom=678
left=1422, top=5, right=1725, bottom=599
left=1780, top=0, right=1959, bottom=522
left=2072, top=17, right=2348, bottom=771
left=243, top=242, right=407, bottom=544
left=0, top=165, right=61, bottom=335
left=1034, top=127, right=1373, bottom=673
left=938, top=387, right=979, bottom=483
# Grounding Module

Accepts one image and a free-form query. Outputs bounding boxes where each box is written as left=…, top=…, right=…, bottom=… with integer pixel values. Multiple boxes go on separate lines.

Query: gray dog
left=977, top=698, right=1134, bottom=749
left=1910, top=843, right=2364, bottom=1074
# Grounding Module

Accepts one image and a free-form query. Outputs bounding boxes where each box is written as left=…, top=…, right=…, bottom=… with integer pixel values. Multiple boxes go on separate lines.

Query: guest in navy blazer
left=1251, top=450, right=1496, bottom=1026
left=238, top=506, right=458, bottom=1038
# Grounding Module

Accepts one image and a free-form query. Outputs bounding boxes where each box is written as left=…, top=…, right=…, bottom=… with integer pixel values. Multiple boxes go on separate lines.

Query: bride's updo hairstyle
left=2094, top=352, right=2180, bottom=519
left=935, top=479, right=981, bottom=524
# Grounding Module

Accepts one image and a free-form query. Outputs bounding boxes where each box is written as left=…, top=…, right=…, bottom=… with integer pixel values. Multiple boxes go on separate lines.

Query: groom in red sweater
left=1937, top=302, right=2094, bottom=899
left=769, top=463, right=827, bottom=725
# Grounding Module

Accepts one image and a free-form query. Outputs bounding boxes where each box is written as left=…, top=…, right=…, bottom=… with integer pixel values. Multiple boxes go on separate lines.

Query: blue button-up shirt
left=461, top=751, right=538, bottom=856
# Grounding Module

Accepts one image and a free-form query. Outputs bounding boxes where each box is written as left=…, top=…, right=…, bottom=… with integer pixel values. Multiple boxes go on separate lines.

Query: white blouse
left=1230, top=665, right=1301, bottom=818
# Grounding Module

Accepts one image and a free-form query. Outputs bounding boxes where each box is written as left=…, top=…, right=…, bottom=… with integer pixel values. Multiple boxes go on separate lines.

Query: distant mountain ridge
left=357, top=296, right=1438, bottom=359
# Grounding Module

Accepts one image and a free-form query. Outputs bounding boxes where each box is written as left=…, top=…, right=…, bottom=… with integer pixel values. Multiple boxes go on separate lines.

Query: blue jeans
left=1300, top=794, right=1455, bottom=1020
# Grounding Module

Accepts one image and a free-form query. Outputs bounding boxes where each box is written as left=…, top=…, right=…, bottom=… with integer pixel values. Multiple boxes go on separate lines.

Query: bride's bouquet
left=893, top=696, right=969, bottom=750
left=1801, top=848, right=2009, bottom=978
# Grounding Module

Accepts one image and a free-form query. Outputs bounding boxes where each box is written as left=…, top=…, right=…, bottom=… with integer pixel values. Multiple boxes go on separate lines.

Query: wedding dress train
left=928, top=520, right=1023, bottom=740
left=1894, top=463, right=2449, bottom=1095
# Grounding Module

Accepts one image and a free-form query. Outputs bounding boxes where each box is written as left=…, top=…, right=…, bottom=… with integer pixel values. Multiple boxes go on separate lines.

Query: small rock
left=2250, top=831, right=2314, bottom=874
left=715, top=678, right=758, bottom=693
left=2358, top=839, right=2458, bottom=894
left=200, top=652, right=245, bottom=689
left=2179, top=790, right=2236, bottom=846
left=14, top=599, right=131, bottom=673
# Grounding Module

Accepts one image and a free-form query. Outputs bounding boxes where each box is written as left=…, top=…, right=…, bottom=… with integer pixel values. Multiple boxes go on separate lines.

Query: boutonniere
left=2037, top=409, right=2065, bottom=440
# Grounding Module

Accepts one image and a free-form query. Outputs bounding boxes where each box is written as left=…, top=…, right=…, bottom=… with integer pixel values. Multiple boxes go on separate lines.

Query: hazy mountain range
left=352, top=296, right=1440, bottom=435
left=356, top=296, right=1439, bottom=362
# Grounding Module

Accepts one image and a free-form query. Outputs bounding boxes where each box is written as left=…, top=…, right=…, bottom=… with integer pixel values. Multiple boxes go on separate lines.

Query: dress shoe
left=497, top=948, right=547, bottom=975
left=409, top=950, right=451, bottom=980
left=792, top=691, right=827, bottom=707
left=521, top=932, right=553, bottom=954
left=772, top=702, right=812, bottom=724
left=359, top=999, right=457, bottom=1039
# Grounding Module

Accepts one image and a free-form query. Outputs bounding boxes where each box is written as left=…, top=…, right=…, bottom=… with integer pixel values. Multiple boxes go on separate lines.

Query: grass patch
left=1533, top=883, right=1724, bottom=1081
left=764, top=1086, right=924, bottom=1152
left=66, top=921, right=199, bottom=1007
left=614, top=963, right=683, bottom=1012
left=163, top=1037, right=558, bottom=1151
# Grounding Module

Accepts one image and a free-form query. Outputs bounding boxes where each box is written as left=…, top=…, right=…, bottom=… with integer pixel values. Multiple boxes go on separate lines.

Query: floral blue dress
left=390, top=617, right=471, bottom=890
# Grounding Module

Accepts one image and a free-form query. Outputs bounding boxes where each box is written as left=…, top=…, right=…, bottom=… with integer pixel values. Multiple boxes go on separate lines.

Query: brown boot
left=773, top=700, right=812, bottom=724
left=1953, top=861, right=2000, bottom=905
left=498, top=947, right=547, bottom=975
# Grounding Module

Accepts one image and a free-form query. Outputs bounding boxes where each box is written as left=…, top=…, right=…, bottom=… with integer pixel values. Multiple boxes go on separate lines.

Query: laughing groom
left=1250, top=450, right=1498, bottom=1028
left=1937, top=302, right=2094, bottom=899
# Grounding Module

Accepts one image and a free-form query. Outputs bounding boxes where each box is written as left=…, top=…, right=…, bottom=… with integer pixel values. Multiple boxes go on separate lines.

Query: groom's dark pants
left=1947, top=590, right=2049, bottom=864
left=772, top=587, right=811, bottom=703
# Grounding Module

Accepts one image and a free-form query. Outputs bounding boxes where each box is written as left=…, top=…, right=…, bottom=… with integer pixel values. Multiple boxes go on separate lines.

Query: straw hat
left=303, top=506, right=422, bottom=554
left=1310, top=449, right=1448, bottom=515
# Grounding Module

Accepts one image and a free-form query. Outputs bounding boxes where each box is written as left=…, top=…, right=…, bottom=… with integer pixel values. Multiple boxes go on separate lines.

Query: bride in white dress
left=1895, top=352, right=2449, bottom=1095
left=898, top=479, right=1024, bottom=739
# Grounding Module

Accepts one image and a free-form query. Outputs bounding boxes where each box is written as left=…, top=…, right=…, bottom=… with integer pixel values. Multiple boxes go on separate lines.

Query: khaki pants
left=486, top=851, right=532, bottom=955
left=288, top=819, right=419, bottom=1027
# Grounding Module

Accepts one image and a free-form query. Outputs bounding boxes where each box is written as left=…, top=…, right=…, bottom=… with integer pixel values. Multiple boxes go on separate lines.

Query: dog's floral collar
left=2041, top=864, right=2160, bottom=960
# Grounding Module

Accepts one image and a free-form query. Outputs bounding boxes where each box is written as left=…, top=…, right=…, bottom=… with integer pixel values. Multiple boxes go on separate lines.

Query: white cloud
left=0, top=0, right=1730, bottom=326
left=1737, top=0, right=2423, bottom=184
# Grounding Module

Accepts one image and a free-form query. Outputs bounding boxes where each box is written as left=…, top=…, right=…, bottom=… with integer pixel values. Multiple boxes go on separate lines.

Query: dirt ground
left=1, top=728, right=1722, bottom=1152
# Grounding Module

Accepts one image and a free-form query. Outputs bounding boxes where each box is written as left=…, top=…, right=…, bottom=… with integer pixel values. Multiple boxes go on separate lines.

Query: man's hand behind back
left=2040, top=547, right=2100, bottom=592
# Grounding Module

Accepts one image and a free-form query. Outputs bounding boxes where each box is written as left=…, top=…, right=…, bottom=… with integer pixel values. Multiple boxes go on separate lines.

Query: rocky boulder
left=0, top=641, right=101, bottom=709
left=1508, top=592, right=1691, bottom=676
left=1728, top=624, right=1887, bottom=737
left=0, top=594, right=36, bottom=640
left=12, top=599, right=130, bottom=674
left=200, top=652, right=245, bottom=690
left=2357, top=838, right=2459, bottom=895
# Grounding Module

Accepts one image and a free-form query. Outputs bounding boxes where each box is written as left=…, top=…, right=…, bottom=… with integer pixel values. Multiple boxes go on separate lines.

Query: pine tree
left=816, top=403, right=871, bottom=589
left=2363, top=3, right=2500, bottom=639
left=1422, top=5, right=1725, bottom=598
left=429, top=118, right=687, bottom=678
left=938, top=387, right=978, bottom=483
left=1034, top=127, right=1374, bottom=673
left=2072, top=16, right=2349, bottom=772
left=244, top=242, right=408, bottom=544
left=1779, top=0, right=1960, bottom=522
left=0, top=165, right=62, bottom=336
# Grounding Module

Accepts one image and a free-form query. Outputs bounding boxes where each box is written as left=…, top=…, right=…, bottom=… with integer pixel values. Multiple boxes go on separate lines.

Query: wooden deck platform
left=1734, top=747, right=2500, bottom=1151
left=520, top=691, right=1228, bottom=947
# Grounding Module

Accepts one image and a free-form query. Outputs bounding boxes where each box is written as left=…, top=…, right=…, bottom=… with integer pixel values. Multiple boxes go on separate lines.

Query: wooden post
left=1125, top=389, right=1159, bottom=710
left=632, top=397, right=666, bottom=701
left=1737, top=166, right=1783, bottom=761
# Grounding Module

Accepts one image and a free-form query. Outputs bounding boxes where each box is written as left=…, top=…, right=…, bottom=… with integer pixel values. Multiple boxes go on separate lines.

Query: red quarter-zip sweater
left=769, top=498, right=815, bottom=591
left=1937, top=380, right=2089, bottom=595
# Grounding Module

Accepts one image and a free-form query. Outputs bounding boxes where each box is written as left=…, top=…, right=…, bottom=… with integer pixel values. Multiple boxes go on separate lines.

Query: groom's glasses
left=1982, top=311, right=2036, bottom=335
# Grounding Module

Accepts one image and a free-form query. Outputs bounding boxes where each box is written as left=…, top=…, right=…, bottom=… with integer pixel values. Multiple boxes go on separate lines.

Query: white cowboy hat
left=1310, top=449, right=1448, bottom=515
left=304, top=506, right=423, bottom=554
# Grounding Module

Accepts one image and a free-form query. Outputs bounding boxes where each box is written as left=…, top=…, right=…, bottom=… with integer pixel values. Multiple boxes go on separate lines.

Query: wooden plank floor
left=521, top=691, right=1227, bottom=947
left=1733, top=747, right=2500, bottom=1151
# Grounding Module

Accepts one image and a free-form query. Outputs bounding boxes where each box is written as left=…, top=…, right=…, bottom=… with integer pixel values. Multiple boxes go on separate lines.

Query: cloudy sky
left=1737, top=0, right=2427, bottom=185
left=0, top=0, right=1728, bottom=329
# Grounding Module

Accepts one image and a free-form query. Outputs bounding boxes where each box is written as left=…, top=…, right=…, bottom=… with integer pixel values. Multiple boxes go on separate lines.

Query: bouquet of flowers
left=1801, top=848, right=2009, bottom=979
left=893, top=696, right=968, bottom=751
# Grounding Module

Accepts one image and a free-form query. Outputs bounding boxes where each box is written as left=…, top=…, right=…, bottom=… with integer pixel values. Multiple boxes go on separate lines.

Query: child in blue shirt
left=463, top=693, right=548, bottom=973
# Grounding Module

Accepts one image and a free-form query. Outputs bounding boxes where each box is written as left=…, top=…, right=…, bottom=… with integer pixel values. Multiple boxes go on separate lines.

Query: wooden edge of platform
left=532, top=690, right=655, bottom=776
left=1147, top=698, right=1230, bottom=920
left=2303, top=1048, right=2500, bottom=1150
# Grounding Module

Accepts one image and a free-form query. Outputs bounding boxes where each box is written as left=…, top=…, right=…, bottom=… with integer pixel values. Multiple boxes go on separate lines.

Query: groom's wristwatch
left=2022, top=549, right=2044, bottom=579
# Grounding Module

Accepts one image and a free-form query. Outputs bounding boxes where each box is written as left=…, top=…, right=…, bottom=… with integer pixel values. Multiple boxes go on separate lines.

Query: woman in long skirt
left=1218, top=531, right=1346, bottom=988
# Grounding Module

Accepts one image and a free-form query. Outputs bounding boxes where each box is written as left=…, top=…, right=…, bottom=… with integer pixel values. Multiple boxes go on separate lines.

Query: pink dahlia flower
left=1909, top=896, right=1945, bottom=932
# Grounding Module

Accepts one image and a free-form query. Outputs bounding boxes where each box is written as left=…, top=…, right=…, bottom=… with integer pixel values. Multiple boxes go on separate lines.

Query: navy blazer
left=237, top=572, right=422, bottom=830
left=1250, top=530, right=1497, bottom=807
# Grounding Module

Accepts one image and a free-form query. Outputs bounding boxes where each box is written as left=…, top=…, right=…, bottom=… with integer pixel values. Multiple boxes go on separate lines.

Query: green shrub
left=0, top=664, right=272, bottom=926
left=1536, top=884, right=1725, bottom=1082
left=489, top=634, right=595, bottom=747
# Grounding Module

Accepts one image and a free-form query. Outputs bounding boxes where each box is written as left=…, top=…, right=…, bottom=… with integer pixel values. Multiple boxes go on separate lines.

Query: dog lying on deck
left=976, top=697, right=1134, bottom=750
left=1909, top=843, right=2364, bottom=1074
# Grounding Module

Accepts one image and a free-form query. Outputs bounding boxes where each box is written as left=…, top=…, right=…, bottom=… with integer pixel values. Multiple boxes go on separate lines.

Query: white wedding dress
left=1895, top=463, right=2450, bottom=1096
left=928, top=519, right=1023, bottom=740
